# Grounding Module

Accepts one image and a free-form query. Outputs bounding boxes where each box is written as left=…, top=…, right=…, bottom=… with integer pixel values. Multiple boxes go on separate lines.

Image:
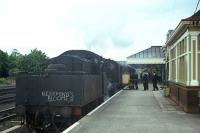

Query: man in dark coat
left=129, top=72, right=134, bottom=90
left=152, top=72, right=159, bottom=91
left=142, top=73, right=149, bottom=91
left=133, top=73, right=138, bottom=90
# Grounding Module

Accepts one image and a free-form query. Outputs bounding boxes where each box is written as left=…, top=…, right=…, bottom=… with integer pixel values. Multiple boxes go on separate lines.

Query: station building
left=166, top=10, right=200, bottom=113
left=126, top=46, right=165, bottom=82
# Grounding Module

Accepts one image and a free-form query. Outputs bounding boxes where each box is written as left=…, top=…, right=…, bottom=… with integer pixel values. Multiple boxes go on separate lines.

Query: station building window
left=177, top=38, right=187, bottom=83
left=198, top=35, right=200, bottom=51
left=198, top=36, right=200, bottom=83
left=171, top=60, right=176, bottom=81
left=179, top=56, right=186, bottom=83
left=198, top=54, right=200, bottom=83
left=169, top=38, right=188, bottom=83
left=169, top=47, right=177, bottom=81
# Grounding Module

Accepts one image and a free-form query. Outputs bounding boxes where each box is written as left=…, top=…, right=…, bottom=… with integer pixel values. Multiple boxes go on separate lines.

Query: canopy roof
left=127, top=46, right=164, bottom=59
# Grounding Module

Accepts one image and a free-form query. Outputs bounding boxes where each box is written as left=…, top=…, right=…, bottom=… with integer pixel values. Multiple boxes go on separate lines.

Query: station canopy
left=126, top=46, right=165, bottom=64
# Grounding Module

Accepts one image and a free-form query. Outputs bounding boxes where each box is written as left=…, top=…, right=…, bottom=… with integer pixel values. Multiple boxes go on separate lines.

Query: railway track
left=0, top=107, right=16, bottom=123
left=0, top=87, right=16, bottom=95
left=0, top=86, right=17, bottom=124
left=0, top=87, right=16, bottom=104
left=0, top=94, right=15, bottom=104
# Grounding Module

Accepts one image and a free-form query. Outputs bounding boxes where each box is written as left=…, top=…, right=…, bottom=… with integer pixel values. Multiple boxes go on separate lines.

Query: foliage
left=0, top=49, right=49, bottom=79
left=8, top=49, right=23, bottom=76
left=20, top=49, right=49, bottom=72
left=0, top=77, right=13, bottom=85
left=0, top=50, right=9, bottom=77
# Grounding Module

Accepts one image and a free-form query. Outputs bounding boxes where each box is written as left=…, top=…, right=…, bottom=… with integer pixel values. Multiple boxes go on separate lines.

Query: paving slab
left=65, top=84, right=200, bottom=133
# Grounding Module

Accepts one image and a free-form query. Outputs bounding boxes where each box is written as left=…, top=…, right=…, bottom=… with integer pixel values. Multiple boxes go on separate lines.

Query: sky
left=0, top=0, right=197, bottom=61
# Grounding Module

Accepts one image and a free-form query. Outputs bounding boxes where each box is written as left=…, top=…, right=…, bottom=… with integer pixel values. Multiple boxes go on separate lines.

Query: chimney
left=166, top=30, right=174, bottom=41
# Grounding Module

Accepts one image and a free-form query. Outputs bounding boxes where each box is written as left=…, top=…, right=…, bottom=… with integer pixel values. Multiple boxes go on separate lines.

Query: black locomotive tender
left=16, top=50, right=135, bottom=131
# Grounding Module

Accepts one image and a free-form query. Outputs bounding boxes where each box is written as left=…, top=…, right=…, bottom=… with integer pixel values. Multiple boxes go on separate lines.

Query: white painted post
left=186, top=34, right=190, bottom=86
left=190, top=32, right=199, bottom=86
left=175, top=45, right=178, bottom=82
left=196, top=34, right=199, bottom=84
left=168, top=47, right=171, bottom=81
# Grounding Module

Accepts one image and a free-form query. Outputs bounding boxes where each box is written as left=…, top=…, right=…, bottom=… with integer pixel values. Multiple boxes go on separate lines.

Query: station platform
left=63, top=84, right=200, bottom=133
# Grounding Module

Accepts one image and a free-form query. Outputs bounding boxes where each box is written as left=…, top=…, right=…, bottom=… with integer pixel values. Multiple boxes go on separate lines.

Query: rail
left=0, top=86, right=17, bottom=123
left=0, top=95, right=15, bottom=104
left=0, top=107, right=16, bottom=123
left=0, top=114, right=17, bottom=123
left=0, top=87, right=16, bottom=95
left=0, top=87, right=16, bottom=104
left=0, top=107, right=16, bottom=114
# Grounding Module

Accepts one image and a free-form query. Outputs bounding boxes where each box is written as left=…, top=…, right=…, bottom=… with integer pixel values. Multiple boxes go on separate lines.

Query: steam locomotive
left=16, top=50, right=135, bottom=132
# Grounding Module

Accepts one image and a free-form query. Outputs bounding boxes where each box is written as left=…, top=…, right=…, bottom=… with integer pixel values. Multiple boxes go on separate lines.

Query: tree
left=8, top=49, right=23, bottom=76
left=0, top=50, right=9, bottom=77
left=20, top=49, right=49, bottom=72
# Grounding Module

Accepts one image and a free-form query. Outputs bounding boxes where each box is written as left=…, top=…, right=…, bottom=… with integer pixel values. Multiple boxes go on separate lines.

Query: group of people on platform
left=129, top=72, right=159, bottom=91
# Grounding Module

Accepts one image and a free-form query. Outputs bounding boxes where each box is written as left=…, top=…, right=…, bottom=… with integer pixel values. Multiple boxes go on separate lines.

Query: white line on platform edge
left=62, top=122, right=80, bottom=133
left=61, top=89, right=124, bottom=133
left=87, top=89, right=123, bottom=116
